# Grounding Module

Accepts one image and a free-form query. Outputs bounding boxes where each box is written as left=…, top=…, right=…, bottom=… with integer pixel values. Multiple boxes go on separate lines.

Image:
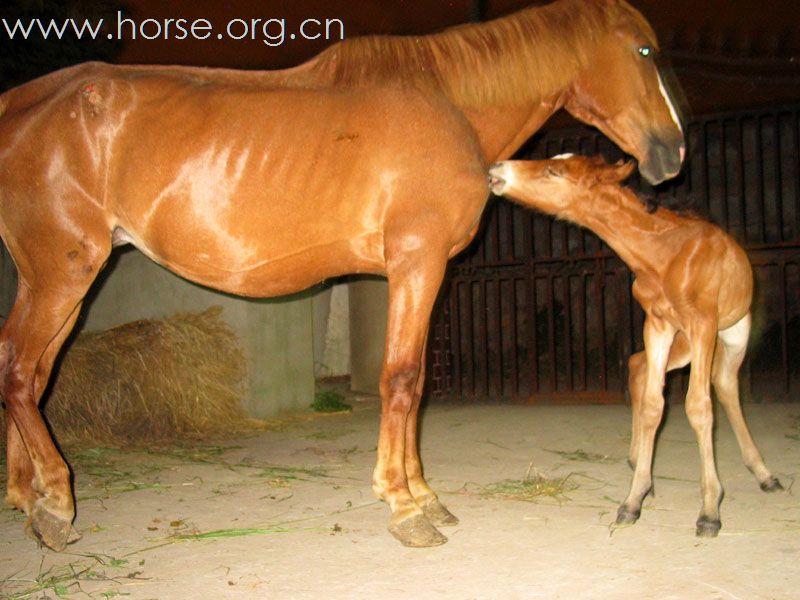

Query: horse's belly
left=133, top=231, right=385, bottom=298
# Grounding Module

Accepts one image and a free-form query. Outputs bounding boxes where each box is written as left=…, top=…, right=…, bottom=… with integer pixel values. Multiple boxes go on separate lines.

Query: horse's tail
left=0, top=336, right=9, bottom=384
left=0, top=188, right=12, bottom=388
left=0, top=223, right=11, bottom=383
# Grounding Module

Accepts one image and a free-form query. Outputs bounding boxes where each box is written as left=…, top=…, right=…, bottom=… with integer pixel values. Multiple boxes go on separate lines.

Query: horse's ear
left=597, top=160, right=635, bottom=184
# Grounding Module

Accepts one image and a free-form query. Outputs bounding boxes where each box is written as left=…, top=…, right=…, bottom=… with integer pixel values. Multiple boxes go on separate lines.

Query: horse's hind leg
left=713, top=313, right=782, bottom=492
left=373, top=249, right=449, bottom=547
left=404, top=338, right=459, bottom=527
left=2, top=286, right=37, bottom=514
left=1, top=233, right=109, bottom=550
left=3, top=290, right=92, bottom=550
left=4, top=288, right=83, bottom=517
left=684, top=318, right=724, bottom=537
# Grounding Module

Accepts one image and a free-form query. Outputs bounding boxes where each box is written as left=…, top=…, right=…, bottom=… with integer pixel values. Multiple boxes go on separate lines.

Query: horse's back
left=0, top=62, right=487, bottom=297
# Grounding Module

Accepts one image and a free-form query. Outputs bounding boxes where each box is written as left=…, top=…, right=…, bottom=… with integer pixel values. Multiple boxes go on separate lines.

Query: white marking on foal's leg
left=550, top=153, right=575, bottom=160
left=718, top=313, right=750, bottom=349
left=715, top=313, right=782, bottom=492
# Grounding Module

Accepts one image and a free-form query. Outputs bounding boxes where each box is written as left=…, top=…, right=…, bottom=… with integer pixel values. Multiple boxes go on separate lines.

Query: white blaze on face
left=657, top=73, right=683, bottom=135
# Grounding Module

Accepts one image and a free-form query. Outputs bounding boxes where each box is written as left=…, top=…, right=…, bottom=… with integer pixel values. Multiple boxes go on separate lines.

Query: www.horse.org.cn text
left=1, top=12, right=346, bottom=47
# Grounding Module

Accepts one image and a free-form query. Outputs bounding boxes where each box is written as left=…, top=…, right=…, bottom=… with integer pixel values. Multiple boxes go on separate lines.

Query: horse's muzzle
left=639, top=133, right=685, bottom=185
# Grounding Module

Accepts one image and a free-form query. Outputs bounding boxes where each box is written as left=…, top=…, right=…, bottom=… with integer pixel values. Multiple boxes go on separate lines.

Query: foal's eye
left=638, top=46, right=653, bottom=58
left=545, top=166, right=562, bottom=178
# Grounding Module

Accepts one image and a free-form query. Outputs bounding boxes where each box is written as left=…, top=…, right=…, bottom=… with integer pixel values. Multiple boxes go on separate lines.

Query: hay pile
left=41, top=307, right=250, bottom=445
left=476, top=465, right=578, bottom=503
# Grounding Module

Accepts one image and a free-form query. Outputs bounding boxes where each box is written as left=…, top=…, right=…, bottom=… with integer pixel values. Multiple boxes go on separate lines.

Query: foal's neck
left=564, top=186, right=679, bottom=277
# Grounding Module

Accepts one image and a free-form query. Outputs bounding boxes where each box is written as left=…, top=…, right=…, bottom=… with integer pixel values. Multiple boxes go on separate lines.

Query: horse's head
left=562, top=0, right=685, bottom=185
left=489, top=154, right=634, bottom=212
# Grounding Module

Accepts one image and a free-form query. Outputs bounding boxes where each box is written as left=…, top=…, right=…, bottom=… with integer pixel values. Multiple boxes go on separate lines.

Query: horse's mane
left=312, top=0, right=621, bottom=108
left=642, top=194, right=706, bottom=219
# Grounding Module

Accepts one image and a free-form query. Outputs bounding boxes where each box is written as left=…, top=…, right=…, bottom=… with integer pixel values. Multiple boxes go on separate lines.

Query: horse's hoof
left=615, top=505, right=640, bottom=526
left=421, top=498, right=459, bottom=527
left=760, top=477, right=784, bottom=493
left=30, top=501, right=75, bottom=551
left=388, top=513, right=447, bottom=548
left=695, top=516, right=721, bottom=538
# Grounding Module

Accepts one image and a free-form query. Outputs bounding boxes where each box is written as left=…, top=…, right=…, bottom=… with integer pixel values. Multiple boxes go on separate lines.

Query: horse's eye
left=638, top=46, right=653, bottom=58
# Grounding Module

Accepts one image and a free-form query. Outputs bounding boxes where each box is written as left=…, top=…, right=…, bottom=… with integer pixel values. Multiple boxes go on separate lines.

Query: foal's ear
left=597, top=160, right=635, bottom=184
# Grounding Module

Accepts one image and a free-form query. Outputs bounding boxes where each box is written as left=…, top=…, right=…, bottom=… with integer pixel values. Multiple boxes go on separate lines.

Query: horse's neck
left=306, top=2, right=595, bottom=162
left=566, top=188, right=676, bottom=277
left=462, top=96, right=564, bottom=162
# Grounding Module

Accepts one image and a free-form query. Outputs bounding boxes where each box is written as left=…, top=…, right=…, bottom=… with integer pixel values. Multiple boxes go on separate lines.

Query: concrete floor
left=1, top=400, right=798, bottom=599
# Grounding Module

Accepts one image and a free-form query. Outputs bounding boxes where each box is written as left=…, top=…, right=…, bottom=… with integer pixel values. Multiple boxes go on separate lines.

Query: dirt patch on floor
left=2, top=401, right=798, bottom=599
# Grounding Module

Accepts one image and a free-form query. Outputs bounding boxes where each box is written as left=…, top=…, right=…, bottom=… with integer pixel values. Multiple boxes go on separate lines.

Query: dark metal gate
left=428, top=103, right=800, bottom=403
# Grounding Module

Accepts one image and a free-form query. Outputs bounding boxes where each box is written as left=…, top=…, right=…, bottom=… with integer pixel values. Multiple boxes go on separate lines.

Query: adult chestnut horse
left=0, top=0, right=683, bottom=550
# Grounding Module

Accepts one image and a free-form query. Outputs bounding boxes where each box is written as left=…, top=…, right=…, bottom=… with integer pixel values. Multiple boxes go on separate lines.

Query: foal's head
left=560, top=0, right=685, bottom=185
left=488, top=154, right=635, bottom=214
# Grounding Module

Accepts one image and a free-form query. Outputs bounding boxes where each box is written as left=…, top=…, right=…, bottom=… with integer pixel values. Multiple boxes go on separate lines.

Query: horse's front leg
left=404, top=339, right=459, bottom=527
left=373, top=250, right=448, bottom=547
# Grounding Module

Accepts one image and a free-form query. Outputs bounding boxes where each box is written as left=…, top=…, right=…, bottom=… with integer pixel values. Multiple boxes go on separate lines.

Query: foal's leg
left=617, top=316, right=675, bottom=525
left=628, top=333, right=690, bottom=469
left=373, top=251, right=449, bottom=547
left=626, top=350, right=646, bottom=470
left=404, top=338, right=459, bottom=527
left=713, top=313, right=782, bottom=492
left=684, top=318, right=724, bottom=537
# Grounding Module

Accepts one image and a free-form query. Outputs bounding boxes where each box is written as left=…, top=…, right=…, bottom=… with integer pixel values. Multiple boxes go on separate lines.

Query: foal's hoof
left=760, top=477, right=784, bottom=493
left=30, top=502, right=76, bottom=551
left=388, top=513, right=447, bottom=548
left=615, top=505, right=640, bottom=526
left=421, top=498, right=459, bottom=527
left=695, top=516, right=721, bottom=538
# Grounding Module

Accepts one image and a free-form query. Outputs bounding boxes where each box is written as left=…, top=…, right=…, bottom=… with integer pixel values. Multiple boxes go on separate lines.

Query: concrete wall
left=1, top=246, right=315, bottom=418
left=348, top=278, right=388, bottom=395
left=312, top=282, right=350, bottom=379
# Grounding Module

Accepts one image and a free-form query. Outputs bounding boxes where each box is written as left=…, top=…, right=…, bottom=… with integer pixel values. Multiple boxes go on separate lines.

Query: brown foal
left=489, top=155, right=782, bottom=537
